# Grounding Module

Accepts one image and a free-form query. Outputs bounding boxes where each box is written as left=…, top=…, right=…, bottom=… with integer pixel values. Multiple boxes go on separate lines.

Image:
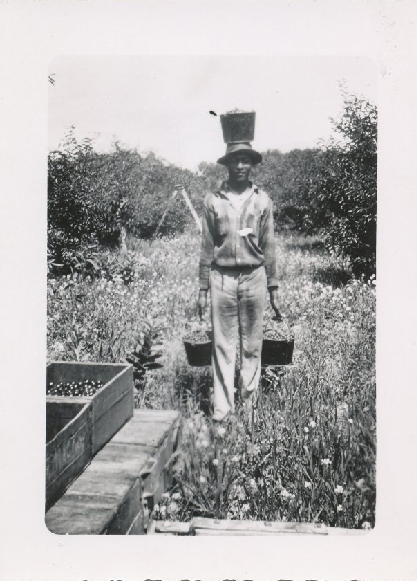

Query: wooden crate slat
left=90, top=366, right=133, bottom=423
left=46, top=401, right=90, bottom=448
left=69, top=470, right=136, bottom=498
left=46, top=400, right=86, bottom=442
left=194, top=528, right=275, bottom=536
left=46, top=439, right=92, bottom=511
left=87, top=443, right=151, bottom=477
left=105, top=478, right=144, bottom=535
left=47, top=361, right=129, bottom=385
left=127, top=510, right=146, bottom=535
left=132, top=410, right=181, bottom=423
left=45, top=402, right=93, bottom=511
left=153, top=521, right=192, bottom=535
left=112, top=416, right=177, bottom=448
left=91, top=388, right=133, bottom=453
left=45, top=493, right=119, bottom=535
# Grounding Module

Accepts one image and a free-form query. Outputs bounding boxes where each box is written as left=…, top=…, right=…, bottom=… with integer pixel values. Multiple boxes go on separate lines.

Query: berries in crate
left=262, top=317, right=295, bottom=366
left=183, top=320, right=212, bottom=367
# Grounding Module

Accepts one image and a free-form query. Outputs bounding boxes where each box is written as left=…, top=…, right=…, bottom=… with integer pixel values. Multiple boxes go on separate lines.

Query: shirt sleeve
left=259, top=197, right=279, bottom=289
left=199, top=195, right=215, bottom=290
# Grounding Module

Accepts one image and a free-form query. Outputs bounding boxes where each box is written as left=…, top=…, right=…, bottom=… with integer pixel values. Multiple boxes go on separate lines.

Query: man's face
left=227, top=152, right=253, bottom=184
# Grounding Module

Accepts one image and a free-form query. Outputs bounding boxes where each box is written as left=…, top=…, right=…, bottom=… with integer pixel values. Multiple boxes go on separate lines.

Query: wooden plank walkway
left=45, top=409, right=180, bottom=535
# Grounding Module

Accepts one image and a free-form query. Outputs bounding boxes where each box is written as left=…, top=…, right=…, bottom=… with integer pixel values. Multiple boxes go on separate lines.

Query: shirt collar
left=218, top=181, right=258, bottom=197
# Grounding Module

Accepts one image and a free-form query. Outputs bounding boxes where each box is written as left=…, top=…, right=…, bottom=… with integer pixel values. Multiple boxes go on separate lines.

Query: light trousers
left=210, top=264, right=267, bottom=421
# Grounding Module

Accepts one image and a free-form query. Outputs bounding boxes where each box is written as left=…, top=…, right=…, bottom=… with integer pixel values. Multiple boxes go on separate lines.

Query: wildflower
left=232, top=455, right=240, bottom=463
left=304, top=427, right=309, bottom=433
left=309, top=420, right=316, bottom=428
left=242, top=503, right=250, bottom=512
left=248, top=478, right=257, bottom=492
left=222, top=448, right=228, bottom=455
left=281, top=489, right=295, bottom=500
left=348, top=418, right=353, bottom=424
left=55, top=341, right=65, bottom=353
left=217, top=427, right=226, bottom=437
left=199, top=476, right=206, bottom=484
left=304, top=481, right=312, bottom=489
left=168, top=501, right=178, bottom=513
left=200, top=439, right=209, bottom=448
left=321, top=458, right=331, bottom=466
left=334, top=485, right=344, bottom=494
left=362, top=521, right=371, bottom=530
left=160, top=505, right=167, bottom=515
left=172, top=492, right=181, bottom=500
left=337, top=504, right=343, bottom=512
left=212, top=459, right=219, bottom=466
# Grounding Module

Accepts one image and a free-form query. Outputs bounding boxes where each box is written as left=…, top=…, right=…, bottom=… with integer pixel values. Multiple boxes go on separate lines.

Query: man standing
left=198, top=110, right=281, bottom=422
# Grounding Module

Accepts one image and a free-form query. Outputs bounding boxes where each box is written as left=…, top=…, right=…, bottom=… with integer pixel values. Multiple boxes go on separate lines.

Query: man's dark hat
left=217, top=109, right=262, bottom=166
left=217, top=142, right=262, bottom=166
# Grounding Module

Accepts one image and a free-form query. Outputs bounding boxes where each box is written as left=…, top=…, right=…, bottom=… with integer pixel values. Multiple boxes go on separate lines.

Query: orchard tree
left=302, top=93, right=377, bottom=276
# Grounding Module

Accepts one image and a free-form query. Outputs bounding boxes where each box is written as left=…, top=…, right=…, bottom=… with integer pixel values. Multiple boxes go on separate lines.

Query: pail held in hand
left=261, top=338, right=294, bottom=366
left=183, top=339, right=212, bottom=367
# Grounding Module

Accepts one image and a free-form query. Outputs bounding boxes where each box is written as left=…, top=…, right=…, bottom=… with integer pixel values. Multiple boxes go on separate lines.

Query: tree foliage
left=48, top=130, right=206, bottom=272
left=299, top=94, right=377, bottom=276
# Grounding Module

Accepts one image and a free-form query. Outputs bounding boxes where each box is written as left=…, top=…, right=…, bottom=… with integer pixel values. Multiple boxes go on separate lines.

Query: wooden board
left=151, top=521, right=192, bottom=535
left=148, top=517, right=368, bottom=536
left=45, top=400, right=93, bottom=511
left=192, top=517, right=328, bottom=535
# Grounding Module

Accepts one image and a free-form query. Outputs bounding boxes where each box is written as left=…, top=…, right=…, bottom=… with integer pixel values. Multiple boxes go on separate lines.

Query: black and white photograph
left=1, top=2, right=417, bottom=581
left=45, top=56, right=377, bottom=536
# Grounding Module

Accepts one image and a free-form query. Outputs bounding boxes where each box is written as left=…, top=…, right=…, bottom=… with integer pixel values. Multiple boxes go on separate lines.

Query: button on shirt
left=199, top=181, right=278, bottom=290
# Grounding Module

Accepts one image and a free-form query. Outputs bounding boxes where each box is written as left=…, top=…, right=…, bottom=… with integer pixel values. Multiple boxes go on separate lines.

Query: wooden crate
left=46, top=362, right=133, bottom=510
left=46, top=400, right=93, bottom=511
left=45, top=409, right=181, bottom=535
left=46, top=362, right=134, bottom=454
left=45, top=442, right=148, bottom=535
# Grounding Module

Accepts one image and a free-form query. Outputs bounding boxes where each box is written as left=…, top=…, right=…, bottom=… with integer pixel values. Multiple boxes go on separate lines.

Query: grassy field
left=47, top=229, right=376, bottom=529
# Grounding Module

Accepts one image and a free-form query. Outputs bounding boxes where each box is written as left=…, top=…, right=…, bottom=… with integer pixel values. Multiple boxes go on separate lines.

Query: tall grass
left=47, top=230, right=376, bottom=528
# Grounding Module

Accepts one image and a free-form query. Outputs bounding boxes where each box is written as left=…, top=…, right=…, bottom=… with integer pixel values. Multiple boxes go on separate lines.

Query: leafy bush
left=293, top=94, right=377, bottom=277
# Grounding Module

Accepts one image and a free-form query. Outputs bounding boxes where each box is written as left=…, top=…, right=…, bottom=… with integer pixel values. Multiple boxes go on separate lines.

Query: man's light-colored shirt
left=199, top=181, right=278, bottom=290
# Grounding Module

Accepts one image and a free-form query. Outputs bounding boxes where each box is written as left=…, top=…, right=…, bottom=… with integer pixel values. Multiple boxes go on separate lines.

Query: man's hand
left=198, top=289, right=208, bottom=321
left=269, top=288, right=282, bottom=321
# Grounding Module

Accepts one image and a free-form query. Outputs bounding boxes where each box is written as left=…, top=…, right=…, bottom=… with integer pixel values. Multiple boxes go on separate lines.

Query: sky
left=49, top=55, right=377, bottom=171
